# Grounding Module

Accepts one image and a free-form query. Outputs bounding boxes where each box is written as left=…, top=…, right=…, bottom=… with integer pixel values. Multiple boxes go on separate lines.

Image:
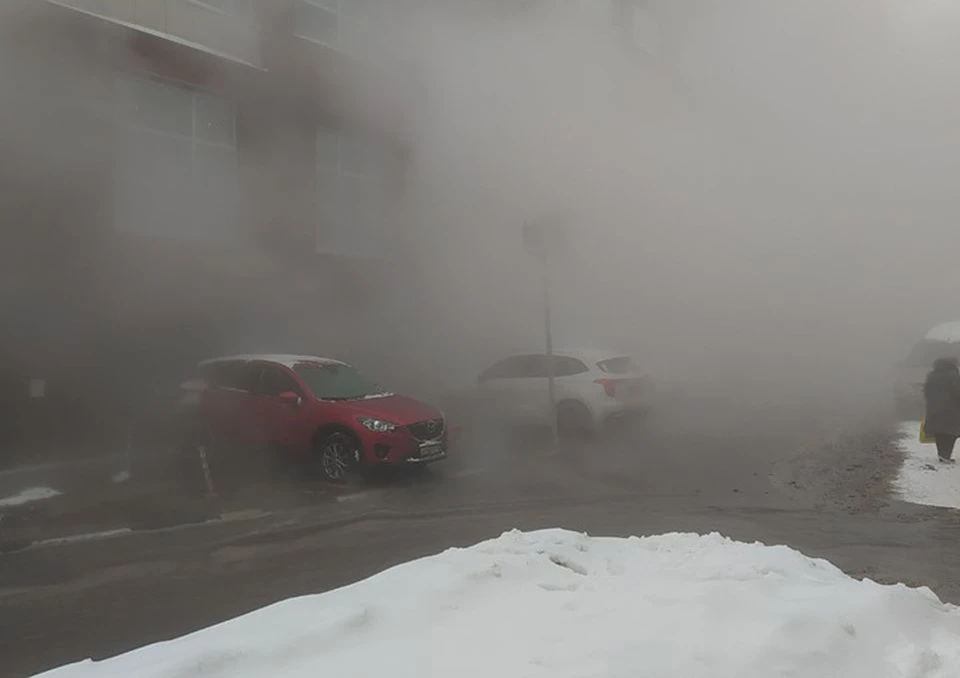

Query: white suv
left=474, top=349, right=651, bottom=435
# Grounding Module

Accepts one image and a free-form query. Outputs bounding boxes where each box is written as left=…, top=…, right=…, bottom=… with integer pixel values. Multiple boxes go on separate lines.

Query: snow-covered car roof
left=553, top=348, right=630, bottom=362
left=489, top=348, right=631, bottom=366
left=198, top=354, right=347, bottom=369
left=507, top=348, right=628, bottom=367
left=925, top=322, right=960, bottom=343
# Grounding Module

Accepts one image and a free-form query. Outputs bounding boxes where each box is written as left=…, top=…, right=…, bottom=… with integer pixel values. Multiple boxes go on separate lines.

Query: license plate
left=420, top=444, right=445, bottom=459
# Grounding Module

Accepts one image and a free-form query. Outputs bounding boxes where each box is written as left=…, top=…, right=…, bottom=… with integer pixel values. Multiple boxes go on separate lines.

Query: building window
left=119, top=76, right=236, bottom=170
left=293, top=0, right=383, bottom=56
left=294, top=1, right=339, bottom=47
left=115, top=76, right=240, bottom=241
left=316, top=127, right=390, bottom=258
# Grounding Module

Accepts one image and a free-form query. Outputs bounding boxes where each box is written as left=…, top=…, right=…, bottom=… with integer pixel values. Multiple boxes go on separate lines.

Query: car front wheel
left=316, top=431, right=360, bottom=483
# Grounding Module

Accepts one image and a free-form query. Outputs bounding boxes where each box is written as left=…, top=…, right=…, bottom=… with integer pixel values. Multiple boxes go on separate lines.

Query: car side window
left=481, top=358, right=518, bottom=381
left=259, top=367, right=301, bottom=398
left=210, top=362, right=259, bottom=393
left=481, top=356, right=539, bottom=381
left=551, top=356, right=589, bottom=377
left=524, top=356, right=551, bottom=378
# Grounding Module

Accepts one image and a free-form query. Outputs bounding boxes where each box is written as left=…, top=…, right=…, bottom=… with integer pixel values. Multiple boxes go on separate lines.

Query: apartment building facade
left=0, top=0, right=409, bottom=464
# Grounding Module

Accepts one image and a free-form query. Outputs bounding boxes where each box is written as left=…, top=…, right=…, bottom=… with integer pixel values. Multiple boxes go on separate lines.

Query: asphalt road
left=1, top=388, right=946, bottom=678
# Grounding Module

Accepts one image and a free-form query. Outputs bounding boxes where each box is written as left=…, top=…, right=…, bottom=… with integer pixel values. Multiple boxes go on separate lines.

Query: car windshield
left=907, top=341, right=960, bottom=368
left=597, top=356, right=637, bottom=374
left=294, top=362, right=386, bottom=400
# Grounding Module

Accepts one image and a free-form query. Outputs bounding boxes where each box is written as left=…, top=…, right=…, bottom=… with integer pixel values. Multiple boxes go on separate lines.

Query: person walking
left=923, top=357, right=960, bottom=463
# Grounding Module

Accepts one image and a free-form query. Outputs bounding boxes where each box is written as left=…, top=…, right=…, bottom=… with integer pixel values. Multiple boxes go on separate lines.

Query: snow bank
left=895, top=421, right=960, bottom=509
left=35, top=529, right=960, bottom=678
left=0, top=486, right=61, bottom=507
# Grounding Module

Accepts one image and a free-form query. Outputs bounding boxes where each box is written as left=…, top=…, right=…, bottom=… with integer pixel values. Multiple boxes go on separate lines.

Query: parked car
left=177, top=354, right=447, bottom=483
left=895, top=323, right=960, bottom=419
left=465, top=349, right=652, bottom=437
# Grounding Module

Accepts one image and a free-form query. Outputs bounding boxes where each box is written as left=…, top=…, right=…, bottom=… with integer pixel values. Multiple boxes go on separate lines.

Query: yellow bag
left=920, top=418, right=935, bottom=444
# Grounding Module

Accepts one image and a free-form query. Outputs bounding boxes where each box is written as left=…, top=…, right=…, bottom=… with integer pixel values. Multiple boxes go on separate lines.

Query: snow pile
left=895, top=421, right=960, bottom=509
left=36, top=529, right=960, bottom=678
left=0, top=486, right=61, bottom=507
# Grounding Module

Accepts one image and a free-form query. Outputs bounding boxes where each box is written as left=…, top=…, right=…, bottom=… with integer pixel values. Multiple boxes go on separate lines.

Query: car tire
left=315, top=431, right=360, bottom=484
left=556, top=400, right=595, bottom=441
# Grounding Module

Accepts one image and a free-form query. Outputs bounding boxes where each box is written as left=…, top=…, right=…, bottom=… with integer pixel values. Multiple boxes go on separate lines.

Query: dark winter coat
left=924, top=358, right=960, bottom=436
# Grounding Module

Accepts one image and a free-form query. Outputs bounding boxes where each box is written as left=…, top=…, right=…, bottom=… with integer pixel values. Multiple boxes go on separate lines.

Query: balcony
left=45, top=0, right=262, bottom=67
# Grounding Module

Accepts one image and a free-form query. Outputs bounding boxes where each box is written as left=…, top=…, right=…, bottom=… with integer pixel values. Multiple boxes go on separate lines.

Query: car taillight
left=595, top=378, right=617, bottom=398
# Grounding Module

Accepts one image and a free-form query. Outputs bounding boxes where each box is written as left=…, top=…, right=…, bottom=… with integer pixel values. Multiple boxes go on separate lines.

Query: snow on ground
left=0, top=486, right=61, bottom=508
left=35, top=529, right=960, bottom=678
left=895, top=421, right=960, bottom=509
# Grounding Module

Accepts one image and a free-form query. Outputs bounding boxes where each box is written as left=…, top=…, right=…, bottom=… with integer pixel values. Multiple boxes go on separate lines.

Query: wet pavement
left=0, top=389, right=943, bottom=678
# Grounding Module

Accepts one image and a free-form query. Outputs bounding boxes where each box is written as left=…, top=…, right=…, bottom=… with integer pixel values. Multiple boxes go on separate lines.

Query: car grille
left=409, top=418, right=445, bottom=441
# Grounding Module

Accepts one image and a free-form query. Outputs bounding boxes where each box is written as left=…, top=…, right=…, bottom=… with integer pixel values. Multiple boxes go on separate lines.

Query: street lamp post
left=540, top=249, right=559, bottom=447
left=524, top=216, right=568, bottom=449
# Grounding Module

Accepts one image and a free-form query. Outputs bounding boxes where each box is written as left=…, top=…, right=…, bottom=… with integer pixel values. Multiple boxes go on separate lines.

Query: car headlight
left=358, top=417, right=399, bottom=433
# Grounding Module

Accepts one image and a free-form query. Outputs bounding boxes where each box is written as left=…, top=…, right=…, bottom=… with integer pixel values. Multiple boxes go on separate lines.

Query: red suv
left=178, top=354, right=447, bottom=482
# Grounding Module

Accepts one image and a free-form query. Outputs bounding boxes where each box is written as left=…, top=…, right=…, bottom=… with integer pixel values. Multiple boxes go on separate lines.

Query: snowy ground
left=895, top=422, right=960, bottom=510
left=35, top=528, right=960, bottom=678
left=0, top=487, right=61, bottom=508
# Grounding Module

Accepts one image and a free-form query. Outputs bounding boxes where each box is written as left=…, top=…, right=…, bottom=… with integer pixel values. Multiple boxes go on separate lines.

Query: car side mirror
left=278, top=391, right=302, bottom=407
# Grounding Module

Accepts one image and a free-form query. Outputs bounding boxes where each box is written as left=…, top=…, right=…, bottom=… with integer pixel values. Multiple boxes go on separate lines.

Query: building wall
left=0, top=4, right=120, bottom=464
left=0, top=1, right=406, bottom=465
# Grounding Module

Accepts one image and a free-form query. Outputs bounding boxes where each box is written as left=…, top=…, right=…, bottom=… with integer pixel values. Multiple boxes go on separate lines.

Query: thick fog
left=361, top=0, right=960, bottom=420
left=5, top=0, right=960, bottom=447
